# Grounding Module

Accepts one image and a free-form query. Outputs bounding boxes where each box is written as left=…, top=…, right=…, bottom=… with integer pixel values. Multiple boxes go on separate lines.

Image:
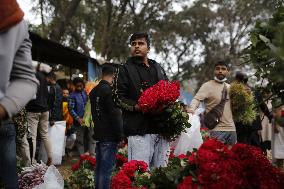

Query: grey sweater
left=0, top=20, right=38, bottom=118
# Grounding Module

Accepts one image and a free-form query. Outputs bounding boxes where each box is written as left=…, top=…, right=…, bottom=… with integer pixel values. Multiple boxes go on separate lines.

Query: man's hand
left=0, top=104, right=7, bottom=120
left=78, top=118, right=85, bottom=126
left=134, top=104, right=141, bottom=112
left=186, top=106, right=194, bottom=114
left=268, top=112, right=274, bottom=123
left=49, top=120, right=55, bottom=127
left=274, top=125, right=279, bottom=134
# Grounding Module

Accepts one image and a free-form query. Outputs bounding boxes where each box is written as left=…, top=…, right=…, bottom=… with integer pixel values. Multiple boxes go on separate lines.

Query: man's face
left=75, top=82, right=84, bottom=92
left=214, top=65, right=229, bottom=80
left=130, top=38, right=149, bottom=58
left=62, top=90, right=69, bottom=98
left=46, top=77, right=56, bottom=85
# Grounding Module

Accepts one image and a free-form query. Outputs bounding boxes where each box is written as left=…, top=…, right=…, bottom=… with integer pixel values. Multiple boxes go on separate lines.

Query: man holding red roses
left=113, top=32, right=170, bottom=168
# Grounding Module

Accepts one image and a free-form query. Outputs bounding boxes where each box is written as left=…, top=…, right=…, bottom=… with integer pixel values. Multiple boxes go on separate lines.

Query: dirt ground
left=56, top=155, right=79, bottom=180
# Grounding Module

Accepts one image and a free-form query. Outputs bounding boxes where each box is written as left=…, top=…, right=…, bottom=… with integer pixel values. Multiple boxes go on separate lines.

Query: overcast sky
left=18, top=0, right=41, bottom=24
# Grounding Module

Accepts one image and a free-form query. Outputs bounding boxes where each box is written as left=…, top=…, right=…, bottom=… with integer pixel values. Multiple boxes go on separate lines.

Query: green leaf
left=251, top=33, right=259, bottom=47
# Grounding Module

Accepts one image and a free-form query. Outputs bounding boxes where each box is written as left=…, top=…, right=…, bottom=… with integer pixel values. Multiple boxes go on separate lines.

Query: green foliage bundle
left=249, top=6, right=284, bottom=106
left=229, top=82, right=257, bottom=124
left=154, top=102, right=191, bottom=141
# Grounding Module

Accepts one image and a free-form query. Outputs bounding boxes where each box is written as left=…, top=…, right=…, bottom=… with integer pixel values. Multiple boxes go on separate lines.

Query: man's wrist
left=0, top=104, right=8, bottom=120
left=134, top=104, right=141, bottom=112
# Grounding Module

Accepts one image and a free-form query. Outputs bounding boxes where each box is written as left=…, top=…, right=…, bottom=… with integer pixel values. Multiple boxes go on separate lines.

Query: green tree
left=30, top=0, right=182, bottom=61
left=248, top=6, right=284, bottom=106
left=30, top=0, right=281, bottom=88
left=168, top=0, right=280, bottom=86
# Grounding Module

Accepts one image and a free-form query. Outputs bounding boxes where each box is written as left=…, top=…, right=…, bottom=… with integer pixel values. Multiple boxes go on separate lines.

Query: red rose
left=116, top=154, right=128, bottom=168
left=178, top=154, right=187, bottom=159
left=86, top=156, right=96, bottom=167
left=111, top=171, right=132, bottom=189
left=71, top=161, right=81, bottom=171
left=177, top=176, right=199, bottom=189
left=138, top=80, right=180, bottom=113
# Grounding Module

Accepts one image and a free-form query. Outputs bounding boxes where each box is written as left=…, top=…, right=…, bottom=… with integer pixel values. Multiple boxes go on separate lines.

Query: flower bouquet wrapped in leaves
left=229, top=82, right=256, bottom=124
left=65, top=154, right=96, bottom=189
left=111, top=160, right=150, bottom=189
left=138, top=80, right=190, bottom=141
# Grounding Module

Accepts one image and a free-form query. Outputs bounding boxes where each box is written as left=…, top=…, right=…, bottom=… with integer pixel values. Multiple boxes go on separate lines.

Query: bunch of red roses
left=116, top=154, right=128, bottom=168
left=138, top=80, right=180, bottom=113
left=71, top=154, right=96, bottom=171
left=111, top=160, right=148, bottom=189
left=67, top=154, right=97, bottom=189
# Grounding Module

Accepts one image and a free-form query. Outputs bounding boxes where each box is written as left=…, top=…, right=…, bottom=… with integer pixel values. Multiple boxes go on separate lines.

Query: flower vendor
left=113, top=32, right=170, bottom=168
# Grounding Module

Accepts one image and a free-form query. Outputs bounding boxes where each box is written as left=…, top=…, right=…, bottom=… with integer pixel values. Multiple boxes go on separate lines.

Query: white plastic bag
left=33, top=165, right=64, bottom=189
left=174, top=113, right=203, bottom=156
left=39, top=121, right=66, bottom=165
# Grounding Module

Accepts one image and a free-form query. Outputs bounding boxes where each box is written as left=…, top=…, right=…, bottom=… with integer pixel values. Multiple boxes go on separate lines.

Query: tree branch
left=49, top=0, right=82, bottom=41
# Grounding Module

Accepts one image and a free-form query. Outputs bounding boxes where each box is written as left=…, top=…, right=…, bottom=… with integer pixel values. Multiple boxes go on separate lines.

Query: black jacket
left=90, top=80, right=123, bottom=141
left=26, top=72, right=49, bottom=113
left=113, top=57, right=168, bottom=136
left=48, top=84, right=63, bottom=121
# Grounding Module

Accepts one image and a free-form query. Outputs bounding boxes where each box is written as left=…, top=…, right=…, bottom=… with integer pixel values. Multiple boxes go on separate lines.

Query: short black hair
left=129, top=32, right=150, bottom=47
left=235, top=71, right=248, bottom=84
left=102, top=63, right=116, bottom=76
left=46, top=71, right=56, bottom=80
left=214, top=60, right=229, bottom=69
left=73, top=77, right=84, bottom=85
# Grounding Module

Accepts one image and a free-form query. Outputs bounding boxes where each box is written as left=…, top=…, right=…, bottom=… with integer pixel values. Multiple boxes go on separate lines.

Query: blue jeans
left=95, top=141, right=118, bottom=189
left=0, top=121, right=18, bottom=189
left=210, top=131, right=237, bottom=145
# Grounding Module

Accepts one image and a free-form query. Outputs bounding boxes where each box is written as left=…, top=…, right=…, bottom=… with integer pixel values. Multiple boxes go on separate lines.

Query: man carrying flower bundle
left=89, top=63, right=123, bottom=189
left=188, top=61, right=237, bottom=145
left=113, top=32, right=170, bottom=168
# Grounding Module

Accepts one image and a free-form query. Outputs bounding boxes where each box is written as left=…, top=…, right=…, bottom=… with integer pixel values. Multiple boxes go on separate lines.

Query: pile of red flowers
left=111, top=160, right=148, bottom=189
left=231, top=143, right=284, bottom=189
left=71, top=154, right=96, bottom=171
left=194, top=139, right=242, bottom=189
left=110, top=139, right=284, bottom=189
left=177, top=176, right=199, bottom=189
left=138, top=80, right=180, bottom=113
left=176, top=139, right=284, bottom=189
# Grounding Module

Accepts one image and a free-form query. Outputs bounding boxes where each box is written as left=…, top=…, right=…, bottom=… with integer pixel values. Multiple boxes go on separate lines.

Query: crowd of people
left=1, top=1, right=284, bottom=189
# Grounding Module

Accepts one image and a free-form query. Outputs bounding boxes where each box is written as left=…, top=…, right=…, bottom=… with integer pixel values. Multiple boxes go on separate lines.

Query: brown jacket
left=0, top=0, right=24, bottom=31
